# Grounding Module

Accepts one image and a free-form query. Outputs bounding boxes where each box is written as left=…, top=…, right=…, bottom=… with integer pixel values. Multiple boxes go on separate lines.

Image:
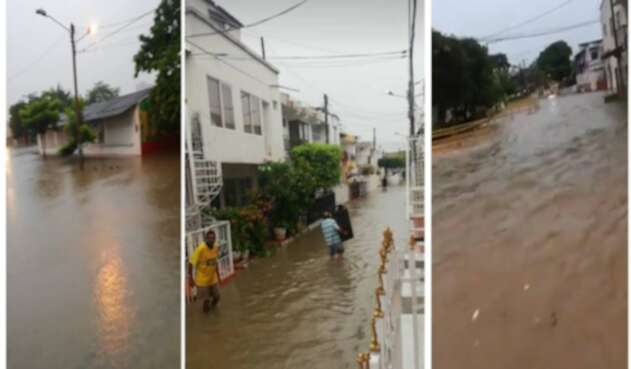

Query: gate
left=186, top=221, right=234, bottom=281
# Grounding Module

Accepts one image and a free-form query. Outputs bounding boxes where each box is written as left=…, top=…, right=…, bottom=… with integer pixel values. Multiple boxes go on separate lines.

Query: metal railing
left=356, top=229, right=424, bottom=369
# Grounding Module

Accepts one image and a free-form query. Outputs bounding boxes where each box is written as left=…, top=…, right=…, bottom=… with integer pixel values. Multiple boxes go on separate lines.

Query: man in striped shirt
left=320, top=211, right=345, bottom=259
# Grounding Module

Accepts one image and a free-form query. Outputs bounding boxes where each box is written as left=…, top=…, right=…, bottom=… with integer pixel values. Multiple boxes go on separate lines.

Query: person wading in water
left=189, top=230, right=221, bottom=313
left=320, top=211, right=346, bottom=260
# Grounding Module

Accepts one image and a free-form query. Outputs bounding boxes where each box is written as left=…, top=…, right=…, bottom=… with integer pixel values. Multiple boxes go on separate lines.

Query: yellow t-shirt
left=190, top=242, right=219, bottom=287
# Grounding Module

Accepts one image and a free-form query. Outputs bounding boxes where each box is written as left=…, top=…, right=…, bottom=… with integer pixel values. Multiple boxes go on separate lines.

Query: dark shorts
left=199, top=284, right=220, bottom=301
left=328, top=242, right=345, bottom=256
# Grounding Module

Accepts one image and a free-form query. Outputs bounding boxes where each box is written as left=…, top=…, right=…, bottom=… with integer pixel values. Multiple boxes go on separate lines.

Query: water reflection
left=7, top=150, right=180, bottom=369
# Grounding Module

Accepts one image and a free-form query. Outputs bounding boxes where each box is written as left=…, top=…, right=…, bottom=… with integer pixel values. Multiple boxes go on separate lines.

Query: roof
left=83, top=88, right=151, bottom=122
left=206, top=0, right=243, bottom=28
left=186, top=7, right=279, bottom=74
left=578, top=39, right=603, bottom=48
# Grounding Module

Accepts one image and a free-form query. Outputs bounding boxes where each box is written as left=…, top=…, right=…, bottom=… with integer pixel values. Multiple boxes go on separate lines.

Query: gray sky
left=433, top=0, right=602, bottom=67
left=7, top=0, right=158, bottom=106
left=214, top=0, right=424, bottom=152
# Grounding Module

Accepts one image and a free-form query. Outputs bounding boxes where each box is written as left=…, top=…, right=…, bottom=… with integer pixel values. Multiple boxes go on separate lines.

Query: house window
left=604, top=23, right=608, bottom=36
left=590, top=48, right=599, bottom=61
left=208, top=77, right=222, bottom=127
left=208, top=76, right=235, bottom=130
left=241, top=91, right=262, bottom=135
left=221, top=84, right=235, bottom=129
left=223, top=177, right=253, bottom=207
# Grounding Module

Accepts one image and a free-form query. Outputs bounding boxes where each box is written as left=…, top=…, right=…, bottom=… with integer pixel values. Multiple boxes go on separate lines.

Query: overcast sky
left=433, top=0, right=602, bottom=67
left=214, top=0, right=424, bottom=152
left=7, top=0, right=158, bottom=106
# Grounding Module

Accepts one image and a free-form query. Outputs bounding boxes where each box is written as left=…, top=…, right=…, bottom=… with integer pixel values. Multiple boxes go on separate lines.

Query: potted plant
left=273, top=221, right=288, bottom=241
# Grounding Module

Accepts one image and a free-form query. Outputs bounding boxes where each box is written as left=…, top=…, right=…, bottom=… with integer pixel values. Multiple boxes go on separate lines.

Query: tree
left=432, top=30, right=501, bottom=124
left=134, top=0, right=180, bottom=135
left=19, top=96, right=60, bottom=157
left=86, top=81, right=120, bottom=104
left=59, top=99, right=96, bottom=156
left=9, top=101, right=28, bottom=141
left=41, top=85, right=72, bottom=111
left=536, top=41, right=573, bottom=82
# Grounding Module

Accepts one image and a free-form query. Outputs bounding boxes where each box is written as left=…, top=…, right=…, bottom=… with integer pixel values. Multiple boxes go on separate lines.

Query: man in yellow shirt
left=189, top=230, right=221, bottom=313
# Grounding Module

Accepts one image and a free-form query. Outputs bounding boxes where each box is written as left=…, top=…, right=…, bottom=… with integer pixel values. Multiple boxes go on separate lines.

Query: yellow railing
left=356, top=227, right=394, bottom=369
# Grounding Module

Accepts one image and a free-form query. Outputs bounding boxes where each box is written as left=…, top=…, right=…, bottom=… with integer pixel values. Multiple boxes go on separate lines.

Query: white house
left=601, top=0, right=628, bottom=94
left=281, top=93, right=341, bottom=155
left=37, top=88, right=151, bottom=157
left=574, top=40, right=607, bottom=92
left=185, top=0, right=285, bottom=208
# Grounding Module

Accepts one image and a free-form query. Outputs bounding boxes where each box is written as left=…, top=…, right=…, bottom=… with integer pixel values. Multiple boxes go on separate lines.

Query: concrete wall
left=37, top=107, right=141, bottom=157
left=601, top=0, right=627, bottom=93
left=37, top=129, right=69, bottom=156
left=333, top=183, right=349, bottom=205
left=186, top=2, right=285, bottom=165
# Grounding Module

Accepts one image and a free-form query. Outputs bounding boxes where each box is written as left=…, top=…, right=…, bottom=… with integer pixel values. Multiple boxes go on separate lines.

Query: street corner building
left=36, top=87, right=174, bottom=157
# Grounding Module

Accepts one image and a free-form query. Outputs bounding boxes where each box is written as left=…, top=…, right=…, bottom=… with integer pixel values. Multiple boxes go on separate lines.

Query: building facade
left=37, top=88, right=151, bottom=157
left=185, top=0, right=285, bottom=208
left=574, top=40, right=607, bottom=92
left=601, top=0, right=628, bottom=94
left=281, top=93, right=341, bottom=155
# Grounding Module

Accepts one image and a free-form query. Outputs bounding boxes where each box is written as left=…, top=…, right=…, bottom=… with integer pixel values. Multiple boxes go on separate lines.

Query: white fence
left=186, top=220, right=234, bottom=281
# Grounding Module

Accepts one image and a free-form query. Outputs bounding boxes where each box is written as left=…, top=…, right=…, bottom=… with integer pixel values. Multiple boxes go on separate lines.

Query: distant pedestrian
left=189, top=230, right=221, bottom=313
left=321, top=211, right=345, bottom=260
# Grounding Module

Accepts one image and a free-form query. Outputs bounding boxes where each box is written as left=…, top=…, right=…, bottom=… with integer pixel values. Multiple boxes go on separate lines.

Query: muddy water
left=433, top=93, right=627, bottom=369
left=186, top=185, right=407, bottom=369
left=7, top=149, right=180, bottom=369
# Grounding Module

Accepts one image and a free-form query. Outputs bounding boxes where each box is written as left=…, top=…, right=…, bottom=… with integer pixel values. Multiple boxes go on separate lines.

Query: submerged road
left=433, top=93, right=627, bottom=369
left=186, top=185, right=408, bottom=369
left=7, top=149, right=180, bottom=369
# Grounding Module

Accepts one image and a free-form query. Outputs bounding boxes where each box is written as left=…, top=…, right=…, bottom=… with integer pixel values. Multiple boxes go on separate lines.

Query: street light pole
left=69, top=23, right=85, bottom=169
left=36, top=9, right=85, bottom=169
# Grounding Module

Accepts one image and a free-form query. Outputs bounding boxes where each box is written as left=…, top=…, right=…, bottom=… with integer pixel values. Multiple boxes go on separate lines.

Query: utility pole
left=260, top=37, right=266, bottom=60
left=323, top=94, right=329, bottom=144
left=36, top=9, right=86, bottom=169
left=407, top=0, right=417, bottom=137
left=608, top=0, right=625, bottom=96
left=70, top=23, right=85, bottom=169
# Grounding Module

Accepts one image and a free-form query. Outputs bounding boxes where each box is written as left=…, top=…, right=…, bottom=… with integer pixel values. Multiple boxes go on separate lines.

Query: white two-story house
left=186, top=0, right=285, bottom=208
left=281, top=93, right=341, bottom=156
left=574, top=40, right=606, bottom=92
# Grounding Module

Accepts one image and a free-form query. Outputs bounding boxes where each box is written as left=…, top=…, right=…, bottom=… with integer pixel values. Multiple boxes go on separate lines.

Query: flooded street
left=7, top=149, right=180, bottom=369
left=433, top=92, right=627, bottom=369
left=186, top=185, right=408, bottom=369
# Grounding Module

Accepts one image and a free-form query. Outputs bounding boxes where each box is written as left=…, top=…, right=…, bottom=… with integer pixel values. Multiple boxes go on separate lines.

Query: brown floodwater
left=186, top=185, right=408, bottom=369
left=433, top=92, right=627, bottom=369
left=7, top=149, right=180, bottom=369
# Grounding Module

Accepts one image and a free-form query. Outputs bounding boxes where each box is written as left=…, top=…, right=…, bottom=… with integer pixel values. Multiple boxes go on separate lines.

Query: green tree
left=536, top=41, right=573, bottom=82
left=9, top=101, right=28, bottom=141
left=41, top=85, right=72, bottom=111
left=134, top=0, right=180, bottom=135
left=19, top=96, right=60, bottom=157
left=86, top=81, right=120, bottom=104
left=290, top=143, right=342, bottom=190
left=58, top=100, right=96, bottom=156
left=378, top=155, right=405, bottom=169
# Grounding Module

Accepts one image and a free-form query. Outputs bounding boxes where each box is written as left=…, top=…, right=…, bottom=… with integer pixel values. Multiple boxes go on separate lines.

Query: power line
left=188, top=0, right=308, bottom=38
left=8, top=35, right=66, bottom=82
left=79, top=8, right=155, bottom=52
left=186, top=38, right=271, bottom=87
left=482, top=0, right=576, bottom=40
left=486, top=19, right=599, bottom=43
left=190, top=49, right=406, bottom=60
